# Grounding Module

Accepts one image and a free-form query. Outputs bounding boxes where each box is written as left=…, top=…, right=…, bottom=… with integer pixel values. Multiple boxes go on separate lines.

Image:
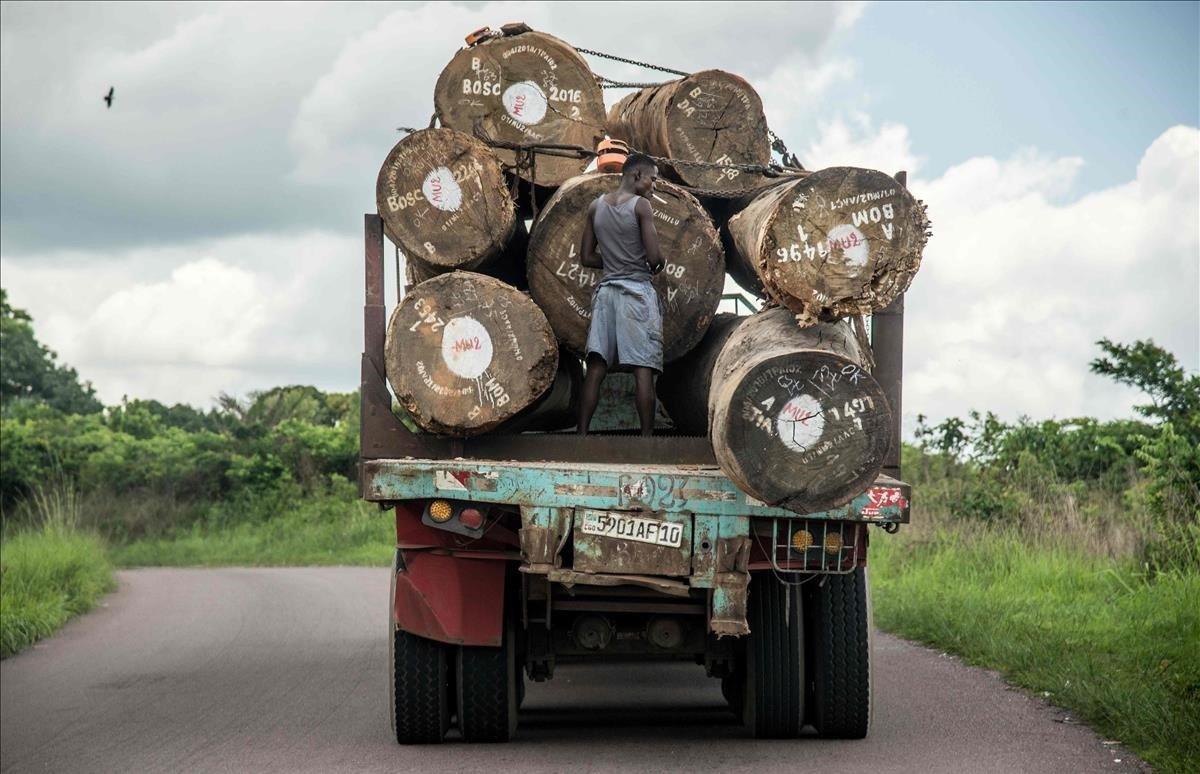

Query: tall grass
left=1, top=480, right=115, bottom=658
left=872, top=449, right=1200, bottom=773
left=110, top=478, right=393, bottom=568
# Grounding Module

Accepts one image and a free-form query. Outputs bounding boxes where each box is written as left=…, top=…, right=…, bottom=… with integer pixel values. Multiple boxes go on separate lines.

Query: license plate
left=579, top=512, right=684, bottom=548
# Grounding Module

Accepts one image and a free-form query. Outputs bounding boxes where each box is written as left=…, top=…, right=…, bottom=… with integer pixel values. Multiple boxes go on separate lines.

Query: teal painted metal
left=362, top=459, right=909, bottom=523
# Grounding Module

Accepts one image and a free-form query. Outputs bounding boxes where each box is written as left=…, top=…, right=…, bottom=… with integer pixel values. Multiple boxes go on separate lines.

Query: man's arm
left=580, top=200, right=602, bottom=269
left=634, top=198, right=664, bottom=274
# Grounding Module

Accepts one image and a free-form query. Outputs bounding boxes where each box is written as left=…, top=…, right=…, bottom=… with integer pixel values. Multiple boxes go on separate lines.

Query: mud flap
left=393, top=551, right=505, bottom=647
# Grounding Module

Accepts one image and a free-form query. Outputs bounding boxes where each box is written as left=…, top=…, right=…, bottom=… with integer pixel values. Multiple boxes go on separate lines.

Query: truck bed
left=361, top=457, right=909, bottom=523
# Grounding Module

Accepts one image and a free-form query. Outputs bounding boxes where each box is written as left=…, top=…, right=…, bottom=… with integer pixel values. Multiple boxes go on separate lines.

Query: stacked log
left=526, top=173, right=725, bottom=362
left=433, top=30, right=606, bottom=187
left=607, top=70, right=770, bottom=193
left=371, top=26, right=931, bottom=512
left=725, top=167, right=929, bottom=324
left=660, top=307, right=891, bottom=512
left=377, top=128, right=517, bottom=274
left=655, top=313, right=743, bottom=434
left=385, top=272, right=559, bottom=436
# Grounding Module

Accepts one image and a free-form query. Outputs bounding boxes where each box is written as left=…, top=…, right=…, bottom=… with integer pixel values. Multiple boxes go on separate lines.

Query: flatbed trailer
left=358, top=205, right=911, bottom=743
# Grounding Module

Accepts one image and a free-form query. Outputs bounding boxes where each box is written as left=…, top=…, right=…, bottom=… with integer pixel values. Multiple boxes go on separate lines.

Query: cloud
left=902, top=124, right=1199, bottom=430
left=2, top=1, right=861, bottom=253
left=4, top=0, right=1194, bottom=431
left=2, top=230, right=363, bottom=405
left=805, top=112, right=923, bottom=175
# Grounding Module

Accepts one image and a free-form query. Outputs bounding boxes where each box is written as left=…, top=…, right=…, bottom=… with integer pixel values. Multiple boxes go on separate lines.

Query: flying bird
left=103, top=87, right=113, bottom=108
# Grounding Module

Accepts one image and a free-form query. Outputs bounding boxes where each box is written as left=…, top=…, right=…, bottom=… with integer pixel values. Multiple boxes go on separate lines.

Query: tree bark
left=708, top=307, right=892, bottom=512
left=526, top=173, right=725, bottom=362
left=655, top=313, right=744, bottom=434
left=385, top=272, right=558, bottom=436
left=725, top=167, right=929, bottom=325
left=377, top=128, right=516, bottom=272
left=607, top=70, right=770, bottom=192
left=433, top=30, right=605, bottom=187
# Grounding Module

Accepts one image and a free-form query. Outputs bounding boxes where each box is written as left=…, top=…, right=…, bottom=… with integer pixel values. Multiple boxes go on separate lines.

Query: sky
left=1, top=0, right=1197, bottom=434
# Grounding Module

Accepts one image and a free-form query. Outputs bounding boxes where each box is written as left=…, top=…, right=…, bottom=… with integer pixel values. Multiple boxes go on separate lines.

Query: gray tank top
left=593, top=194, right=651, bottom=283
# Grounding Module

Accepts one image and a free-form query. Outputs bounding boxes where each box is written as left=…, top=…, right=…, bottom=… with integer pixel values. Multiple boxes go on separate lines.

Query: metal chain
left=768, top=128, right=804, bottom=170
left=573, top=47, right=690, bottom=77
left=597, top=77, right=672, bottom=89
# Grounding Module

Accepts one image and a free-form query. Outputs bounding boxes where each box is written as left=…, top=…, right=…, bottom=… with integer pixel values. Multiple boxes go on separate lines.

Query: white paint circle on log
left=826, top=223, right=869, bottom=270
left=440, top=316, right=493, bottom=379
left=775, top=394, right=826, bottom=452
left=503, top=81, right=548, bottom=125
left=422, top=167, right=463, bottom=212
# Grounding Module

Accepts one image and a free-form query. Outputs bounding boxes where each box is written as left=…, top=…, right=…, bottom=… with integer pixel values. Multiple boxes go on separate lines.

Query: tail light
left=420, top=500, right=489, bottom=538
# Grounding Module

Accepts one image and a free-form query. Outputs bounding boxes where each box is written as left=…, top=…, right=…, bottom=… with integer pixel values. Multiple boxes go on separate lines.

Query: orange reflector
left=824, top=532, right=844, bottom=554
left=459, top=508, right=485, bottom=530
left=428, top=500, right=454, bottom=523
left=791, top=529, right=814, bottom=551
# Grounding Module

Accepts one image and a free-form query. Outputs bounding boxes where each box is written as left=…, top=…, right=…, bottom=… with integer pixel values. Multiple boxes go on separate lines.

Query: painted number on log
left=549, top=85, right=582, bottom=103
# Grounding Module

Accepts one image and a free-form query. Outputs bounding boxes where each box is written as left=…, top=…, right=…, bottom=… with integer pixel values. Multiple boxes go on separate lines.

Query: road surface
left=1, top=569, right=1146, bottom=773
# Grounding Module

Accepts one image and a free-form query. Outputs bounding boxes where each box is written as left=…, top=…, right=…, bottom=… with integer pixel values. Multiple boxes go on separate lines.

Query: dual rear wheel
left=391, top=620, right=519, bottom=744
left=727, top=568, right=873, bottom=739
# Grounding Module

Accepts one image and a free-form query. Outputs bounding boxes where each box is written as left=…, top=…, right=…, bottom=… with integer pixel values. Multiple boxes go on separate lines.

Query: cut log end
left=376, top=128, right=515, bottom=271
left=708, top=309, right=892, bottom=513
left=727, top=167, right=930, bottom=321
left=714, top=350, right=891, bottom=512
left=527, top=173, right=725, bottom=362
left=608, top=69, right=770, bottom=192
left=433, top=31, right=605, bottom=187
left=385, top=272, right=558, bottom=436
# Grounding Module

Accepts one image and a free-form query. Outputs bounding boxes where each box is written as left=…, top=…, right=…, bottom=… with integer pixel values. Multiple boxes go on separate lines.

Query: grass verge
left=871, top=528, right=1200, bottom=773
left=1, top=527, right=116, bottom=658
left=110, top=491, right=393, bottom=568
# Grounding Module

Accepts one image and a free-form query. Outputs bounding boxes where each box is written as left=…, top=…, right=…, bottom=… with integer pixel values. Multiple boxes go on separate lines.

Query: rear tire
left=391, top=628, right=451, bottom=744
left=743, top=572, right=804, bottom=738
left=805, top=567, right=873, bottom=739
left=457, top=620, right=519, bottom=742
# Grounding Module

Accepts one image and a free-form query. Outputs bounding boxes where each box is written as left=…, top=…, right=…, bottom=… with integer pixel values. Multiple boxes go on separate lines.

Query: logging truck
left=359, top=211, right=912, bottom=743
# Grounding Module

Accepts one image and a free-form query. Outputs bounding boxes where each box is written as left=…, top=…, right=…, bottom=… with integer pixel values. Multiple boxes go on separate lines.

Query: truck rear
left=359, top=214, right=911, bottom=742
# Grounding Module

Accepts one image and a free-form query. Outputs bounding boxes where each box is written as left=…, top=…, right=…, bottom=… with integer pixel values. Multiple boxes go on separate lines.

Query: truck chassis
left=358, top=213, right=910, bottom=742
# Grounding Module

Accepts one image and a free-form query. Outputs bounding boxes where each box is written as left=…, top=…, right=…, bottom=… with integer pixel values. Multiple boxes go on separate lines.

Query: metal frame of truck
left=359, top=174, right=912, bottom=741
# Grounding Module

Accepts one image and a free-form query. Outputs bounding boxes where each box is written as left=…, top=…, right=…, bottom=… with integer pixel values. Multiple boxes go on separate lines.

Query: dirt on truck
left=359, top=211, right=912, bottom=743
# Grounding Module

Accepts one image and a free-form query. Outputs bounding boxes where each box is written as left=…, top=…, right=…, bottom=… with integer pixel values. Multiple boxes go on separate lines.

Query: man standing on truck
left=576, top=152, right=665, bottom=436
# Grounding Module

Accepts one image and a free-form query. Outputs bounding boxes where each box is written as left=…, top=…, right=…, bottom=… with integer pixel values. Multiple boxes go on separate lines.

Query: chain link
left=573, top=46, right=690, bottom=77
left=597, top=77, right=672, bottom=89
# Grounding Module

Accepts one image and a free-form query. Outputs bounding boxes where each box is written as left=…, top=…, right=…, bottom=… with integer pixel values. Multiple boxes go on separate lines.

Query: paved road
left=1, top=569, right=1146, bottom=773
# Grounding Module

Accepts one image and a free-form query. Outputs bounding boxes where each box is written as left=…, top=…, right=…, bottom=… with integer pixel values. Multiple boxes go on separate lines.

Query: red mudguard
left=391, top=504, right=505, bottom=646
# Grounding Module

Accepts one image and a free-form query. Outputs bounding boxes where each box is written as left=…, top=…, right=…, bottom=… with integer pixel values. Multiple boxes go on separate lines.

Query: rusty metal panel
left=518, top=506, right=572, bottom=572
left=543, top=569, right=693, bottom=596
left=709, top=517, right=751, bottom=637
left=572, top=509, right=693, bottom=576
left=690, top=514, right=721, bottom=587
left=359, top=214, right=436, bottom=464
left=364, top=459, right=911, bottom=522
left=872, top=293, right=904, bottom=481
